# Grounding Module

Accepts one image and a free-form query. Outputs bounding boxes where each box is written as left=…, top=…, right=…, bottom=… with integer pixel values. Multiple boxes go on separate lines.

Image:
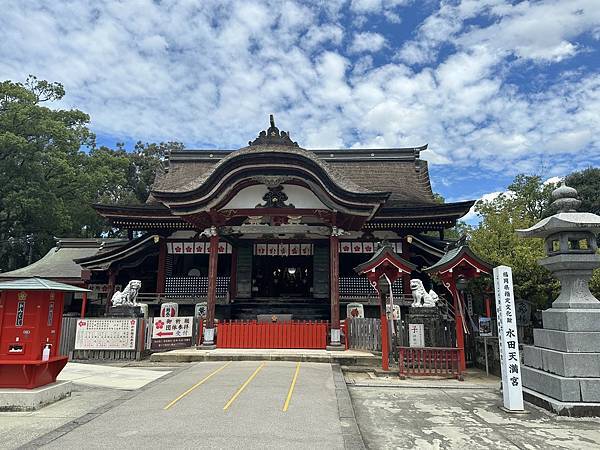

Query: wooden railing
left=216, top=320, right=329, bottom=349
left=398, top=347, right=463, bottom=380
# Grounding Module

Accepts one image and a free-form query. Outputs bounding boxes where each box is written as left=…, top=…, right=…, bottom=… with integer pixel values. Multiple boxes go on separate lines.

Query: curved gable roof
left=153, top=144, right=374, bottom=197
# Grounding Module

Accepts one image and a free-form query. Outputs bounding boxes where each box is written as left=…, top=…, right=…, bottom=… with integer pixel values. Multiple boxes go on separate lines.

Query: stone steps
left=229, top=300, right=330, bottom=320
left=150, top=349, right=379, bottom=366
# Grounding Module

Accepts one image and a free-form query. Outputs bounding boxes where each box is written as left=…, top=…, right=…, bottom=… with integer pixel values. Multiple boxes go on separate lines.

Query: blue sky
left=1, top=0, right=599, bottom=222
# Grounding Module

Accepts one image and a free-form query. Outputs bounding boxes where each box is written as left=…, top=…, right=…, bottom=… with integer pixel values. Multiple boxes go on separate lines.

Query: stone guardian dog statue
left=410, top=279, right=439, bottom=307
left=111, top=280, right=142, bottom=306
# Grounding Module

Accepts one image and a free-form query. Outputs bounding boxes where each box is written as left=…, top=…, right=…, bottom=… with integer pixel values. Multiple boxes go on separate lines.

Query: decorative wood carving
left=256, top=185, right=295, bottom=208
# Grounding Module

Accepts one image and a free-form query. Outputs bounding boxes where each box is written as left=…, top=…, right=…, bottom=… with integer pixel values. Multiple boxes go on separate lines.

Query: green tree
left=128, top=141, right=181, bottom=203
left=506, top=174, right=556, bottom=220
left=0, top=76, right=181, bottom=270
left=467, top=176, right=560, bottom=307
left=566, top=167, right=600, bottom=214
left=0, top=76, right=95, bottom=270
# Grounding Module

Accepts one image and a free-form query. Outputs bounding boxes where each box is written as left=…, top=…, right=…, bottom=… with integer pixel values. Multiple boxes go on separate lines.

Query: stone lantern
left=516, top=183, right=600, bottom=415
left=517, top=183, right=600, bottom=310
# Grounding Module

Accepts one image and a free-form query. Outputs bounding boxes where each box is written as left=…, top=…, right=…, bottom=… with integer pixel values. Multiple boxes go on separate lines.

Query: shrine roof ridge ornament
left=249, top=114, right=299, bottom=147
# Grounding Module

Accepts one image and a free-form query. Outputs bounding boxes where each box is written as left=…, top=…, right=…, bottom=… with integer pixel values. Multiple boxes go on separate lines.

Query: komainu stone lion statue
left=410, top=279, right=439, bottom=307
left=111, top=280, right=142, bottom=306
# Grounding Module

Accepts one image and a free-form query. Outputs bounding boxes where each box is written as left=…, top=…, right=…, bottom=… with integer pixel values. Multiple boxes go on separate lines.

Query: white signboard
left=408, top=323, right=425, bottom=347
left=151, top=316, right=193, bottom=339
left=493, top=265, right=524, bottom=411
left=75, top=318, right=137, bottom=350
left=151, top=316, right=194, bottom=350
left=346, top=303, right=364, bottom=319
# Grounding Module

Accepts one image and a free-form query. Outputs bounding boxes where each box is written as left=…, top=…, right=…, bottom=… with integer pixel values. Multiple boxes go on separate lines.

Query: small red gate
left=216, top=320, right=328, bottom=349
left=398, top=347, right=463, bottom=380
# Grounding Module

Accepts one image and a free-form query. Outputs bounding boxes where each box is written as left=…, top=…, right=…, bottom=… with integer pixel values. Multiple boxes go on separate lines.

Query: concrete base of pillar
left=0, top=381, right=72, bottom=411
left=198, top=344, right=217, bottom=350
left=326, top=344, right=345, bottom=351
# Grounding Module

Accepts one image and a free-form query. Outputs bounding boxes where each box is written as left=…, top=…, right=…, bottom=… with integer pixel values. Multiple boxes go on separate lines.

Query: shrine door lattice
left=216, top=320, right=328, bottom=349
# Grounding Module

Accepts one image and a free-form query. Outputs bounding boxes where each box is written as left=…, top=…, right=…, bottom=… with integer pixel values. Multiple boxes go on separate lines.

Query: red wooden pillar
left=203, top=231, right=219, bottom=347
left=484, top=296, right=492, bottom=318
left=449, top=278, right=466, bottom=371
left=156, top=237, right=167, bottom=294
left=80, top=292, right=88, bottom=318
left=328, top=232, right=342, bottom=348
left=380, top=297, right=390, bottom=371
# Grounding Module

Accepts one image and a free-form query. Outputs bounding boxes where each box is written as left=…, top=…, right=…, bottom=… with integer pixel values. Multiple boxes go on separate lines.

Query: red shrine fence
left=216, top=320, right=329, bottom=349
left=398, top=347, right=463, bottom=380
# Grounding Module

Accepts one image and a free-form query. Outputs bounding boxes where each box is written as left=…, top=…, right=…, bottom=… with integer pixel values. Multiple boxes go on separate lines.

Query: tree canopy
left=0, top=77, right=180, bottom=271
left=466, top=172, right=600, bottom=307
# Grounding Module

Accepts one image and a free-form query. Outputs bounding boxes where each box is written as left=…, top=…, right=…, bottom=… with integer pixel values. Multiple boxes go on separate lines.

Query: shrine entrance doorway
left=252, top=255, right=313, bottom=298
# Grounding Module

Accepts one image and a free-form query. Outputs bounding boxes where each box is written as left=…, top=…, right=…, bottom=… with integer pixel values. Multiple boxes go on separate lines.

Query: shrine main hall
left=5, top=116, right=474, bottom=348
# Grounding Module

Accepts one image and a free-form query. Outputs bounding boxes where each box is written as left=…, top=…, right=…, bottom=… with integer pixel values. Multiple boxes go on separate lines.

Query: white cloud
left=457, top=0, right=600, bottom=62
left=544, top=176, right=562, bottom=186
left=0, top=0, right=597, bottom=183
left=398, top=0, right=600, bottom=65
left=350, top=0, right=409, bottom=14
left=350, top=0, right=382, bottom=14
left=462, top=190, right=513, bottom=223
left=349, top=32, right=386, bottom=53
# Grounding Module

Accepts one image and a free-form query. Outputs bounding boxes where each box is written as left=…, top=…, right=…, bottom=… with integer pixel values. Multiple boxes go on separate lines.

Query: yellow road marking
left=223, top=362, right=266, bottom=411
left=282, top=362, right=300, bottom=412
left=164, top=361, right=232, bottom=410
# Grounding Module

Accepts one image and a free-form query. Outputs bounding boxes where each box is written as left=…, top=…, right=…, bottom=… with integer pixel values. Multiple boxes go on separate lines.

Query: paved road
left=38, top=361, right=344, bottom=449
left=350, top=386, right=600, bottom=449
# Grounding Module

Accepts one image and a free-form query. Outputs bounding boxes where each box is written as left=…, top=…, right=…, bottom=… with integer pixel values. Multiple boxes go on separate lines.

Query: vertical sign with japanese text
left=47, top=302, right=54, bottom=326
left=493, top=265, right=524, bottom=411
left=16, top=301, right=25, bottom=326
left=408, top=323, right=425, bottom=347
